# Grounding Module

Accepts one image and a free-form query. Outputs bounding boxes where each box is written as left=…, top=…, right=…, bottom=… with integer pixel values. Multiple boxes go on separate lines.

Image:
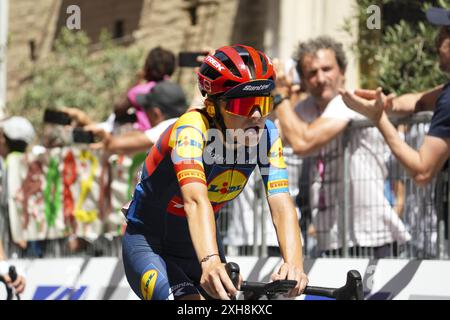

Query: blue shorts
left=122, top=223, right=224, bottom=300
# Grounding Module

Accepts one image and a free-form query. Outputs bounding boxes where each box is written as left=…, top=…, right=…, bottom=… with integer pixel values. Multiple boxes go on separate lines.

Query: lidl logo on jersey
left=268, top=138, right=286, bottom=169
left=32, top=286, right=87, bottom=300
left=207, top=170, right=247, bottom=203
left=176, top=127, right=204, bottom=159
left=141, top=269, right=158, bottom=300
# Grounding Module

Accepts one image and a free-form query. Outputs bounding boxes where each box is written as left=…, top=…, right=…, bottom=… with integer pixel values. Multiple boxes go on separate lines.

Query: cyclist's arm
left=258, top=122, right=308, bottom=296
left=267, top=193, right=303, bottom=268
left=267, top=193, right=308, bottom=297
left=170, top=113, right=236, bottom=299
left=180, top=183, right=220, bottom=264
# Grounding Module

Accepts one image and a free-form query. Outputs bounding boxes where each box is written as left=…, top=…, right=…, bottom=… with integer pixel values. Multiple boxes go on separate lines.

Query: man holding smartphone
left=88, top=81, right=188, bottom=155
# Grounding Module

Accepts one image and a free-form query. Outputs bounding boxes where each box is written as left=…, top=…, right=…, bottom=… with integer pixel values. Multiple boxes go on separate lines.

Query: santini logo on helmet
left=242, top=84, right=272, bottom=91
left=223, top=80, right=275, bottom=98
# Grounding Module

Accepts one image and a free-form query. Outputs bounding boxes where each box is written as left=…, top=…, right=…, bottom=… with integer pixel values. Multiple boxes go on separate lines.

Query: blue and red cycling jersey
left=125, top=109, right=290, bottom=258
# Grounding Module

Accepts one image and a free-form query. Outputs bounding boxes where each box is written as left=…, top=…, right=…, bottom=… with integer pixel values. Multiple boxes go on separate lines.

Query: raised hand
left=339, top=87, right=392, bottom=123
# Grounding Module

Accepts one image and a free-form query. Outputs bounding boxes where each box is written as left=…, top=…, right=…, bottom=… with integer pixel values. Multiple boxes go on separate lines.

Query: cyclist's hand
left=200, top=258, right=238, bottom=300
left=2, top=274, right=26, bottom=294
left=271, top=263, right=309, bottom=298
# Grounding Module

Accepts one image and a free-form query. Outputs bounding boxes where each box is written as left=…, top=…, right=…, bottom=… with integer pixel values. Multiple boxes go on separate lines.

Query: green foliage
left=345, top=0, right=450, bottom=94
left=8, top=28, right=144, bottom=128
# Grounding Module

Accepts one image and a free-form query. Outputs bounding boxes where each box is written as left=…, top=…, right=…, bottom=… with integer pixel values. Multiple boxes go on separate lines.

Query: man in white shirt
left=274, top=36, right=411, bottom=258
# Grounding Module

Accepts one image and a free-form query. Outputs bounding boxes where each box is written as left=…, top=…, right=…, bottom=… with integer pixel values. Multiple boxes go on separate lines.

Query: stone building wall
left=5, top=0, right=269, bottom=107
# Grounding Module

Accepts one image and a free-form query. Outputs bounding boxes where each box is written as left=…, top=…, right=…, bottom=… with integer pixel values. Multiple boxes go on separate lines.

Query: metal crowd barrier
left=0, top=113, right=448, bottom=260
left=219, top=112, right=449, bottom=260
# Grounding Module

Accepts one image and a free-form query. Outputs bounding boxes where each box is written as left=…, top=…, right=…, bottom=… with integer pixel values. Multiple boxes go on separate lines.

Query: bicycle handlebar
left=303, top=270, right=364, bottom=300
left=225, top=262, right=364, bottom=300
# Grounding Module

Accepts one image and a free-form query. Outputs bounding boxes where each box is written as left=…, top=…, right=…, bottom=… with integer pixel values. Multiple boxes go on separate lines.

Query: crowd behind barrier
left=218, top=112, right=450, bottom=260
left=0, top=146, right=143, bottom=259
left=0, top=113, right=448, bottom=260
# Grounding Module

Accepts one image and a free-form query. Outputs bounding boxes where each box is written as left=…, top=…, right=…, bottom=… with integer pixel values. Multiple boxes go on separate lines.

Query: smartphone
left=178, top=51, right=208, bottom=67
left=115, top=112, right=137, bottom=124
left=72, top=128, right=95, bottom=144
left=43, top=109, right=71, bottom=125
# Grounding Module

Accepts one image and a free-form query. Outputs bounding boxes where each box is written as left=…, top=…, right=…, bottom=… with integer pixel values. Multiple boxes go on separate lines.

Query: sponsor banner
left=10, top=257, right=450, bottom=300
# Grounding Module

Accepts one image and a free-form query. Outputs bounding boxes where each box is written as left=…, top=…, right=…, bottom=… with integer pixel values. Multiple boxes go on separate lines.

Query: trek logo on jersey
left=268, top=179, right=289, bottom=192
left=175, top=127, right=204, bottom=159
left=141, top=269, right=158, bottom=300
left=268, top=138, right=286, bottom=169
left=207, top=170, right=247, bottom=203
left=205, top=56, right=225, bottom=71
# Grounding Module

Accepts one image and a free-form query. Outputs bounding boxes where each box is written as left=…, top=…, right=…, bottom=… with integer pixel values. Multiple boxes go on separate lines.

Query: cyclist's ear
left=204, top=98, right=216, bottom=118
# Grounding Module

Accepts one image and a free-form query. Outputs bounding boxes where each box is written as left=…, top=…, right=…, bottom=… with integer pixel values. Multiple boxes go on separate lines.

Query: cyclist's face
left=219, top=100, right=266, bottom=147
left=436, top=27, right=450, bottom=73
left=299, top=49, right=345, bottom=105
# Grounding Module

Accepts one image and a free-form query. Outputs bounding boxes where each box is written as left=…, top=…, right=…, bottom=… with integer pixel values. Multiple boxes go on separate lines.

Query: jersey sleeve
left=169, top=111, right=209, bottom=187
left=258, top=119, right=290, bottom=197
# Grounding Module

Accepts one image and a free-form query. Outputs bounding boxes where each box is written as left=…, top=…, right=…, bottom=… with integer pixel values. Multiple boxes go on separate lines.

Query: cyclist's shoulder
left=173, top=109, right=210, bottom=134
left=168, top=109, right=210, bottom=148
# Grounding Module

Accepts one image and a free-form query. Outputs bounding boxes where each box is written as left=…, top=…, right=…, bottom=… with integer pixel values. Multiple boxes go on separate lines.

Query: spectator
left=274, top=36, right=411, bottom=258
left=340, top=7, right=450, bottom=243
left=89, top=81, right=188, bottom=155
left=111, top=47, right=176, bottom=133
left=0, top=116, right=34, bottom=294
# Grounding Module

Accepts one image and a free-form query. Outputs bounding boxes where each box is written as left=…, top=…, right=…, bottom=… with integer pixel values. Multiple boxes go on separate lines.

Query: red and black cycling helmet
left=197, top=45, right=276, bottom=98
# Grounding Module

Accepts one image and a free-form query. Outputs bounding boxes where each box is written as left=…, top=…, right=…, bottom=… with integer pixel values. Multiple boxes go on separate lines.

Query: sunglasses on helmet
left=223, top=96, right=274, bottom=117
